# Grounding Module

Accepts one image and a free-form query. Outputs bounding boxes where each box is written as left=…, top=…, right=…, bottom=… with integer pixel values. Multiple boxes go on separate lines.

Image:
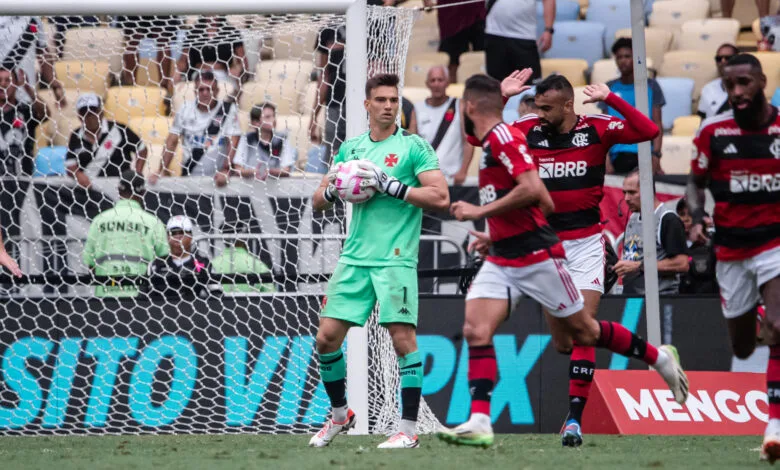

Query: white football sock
left=333, top=405, right=349, bottom=423
left=399, top=419, right=417, bottom=437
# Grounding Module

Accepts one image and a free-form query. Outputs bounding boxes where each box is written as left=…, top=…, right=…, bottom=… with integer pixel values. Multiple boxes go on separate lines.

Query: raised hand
left=500, top=68, right=534, bottom=98
left=582, top=83, right=611, bottom=104
left=467, top=230, right=491, bottom=257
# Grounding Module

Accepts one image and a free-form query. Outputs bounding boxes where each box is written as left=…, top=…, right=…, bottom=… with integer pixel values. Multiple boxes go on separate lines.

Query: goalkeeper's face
left=365, top=86, right=399, bottom=128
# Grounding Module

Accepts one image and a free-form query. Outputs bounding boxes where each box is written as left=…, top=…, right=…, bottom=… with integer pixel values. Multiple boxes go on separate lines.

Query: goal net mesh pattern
left=0, top=8, right=441, bottom=436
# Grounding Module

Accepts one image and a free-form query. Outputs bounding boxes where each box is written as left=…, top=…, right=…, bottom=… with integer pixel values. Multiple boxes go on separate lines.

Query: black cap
left=118, top=170, right=145, bottom=195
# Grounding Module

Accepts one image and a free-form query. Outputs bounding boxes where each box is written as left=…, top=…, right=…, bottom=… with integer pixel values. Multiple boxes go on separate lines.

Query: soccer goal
left=0, top=0, right=440, bottom=436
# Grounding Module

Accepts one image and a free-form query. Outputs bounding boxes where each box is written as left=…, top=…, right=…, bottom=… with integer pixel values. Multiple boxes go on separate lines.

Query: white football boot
left=761, top=419, right=780, bottom=463
left=377, top=432, right=420, bottom=449
left=653, top=345, right=689, bottom=404
left=308, top=409, right=356, bottom=448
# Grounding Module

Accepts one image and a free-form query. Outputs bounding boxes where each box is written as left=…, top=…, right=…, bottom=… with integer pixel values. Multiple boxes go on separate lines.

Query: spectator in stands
left=66, top=93, right=148, bottom=187
left=153, top=70, right=241, bottom=186
left=311, top=25, right=346, bottom=161
left=698, top=44, right=739, bottom=119
left=233, top=102, right=297, bottom=179
left=484, top=0, right=554, bottom=82
left=720, top=0, right=772, bottom=19
left=0, top=16, right=64, bottom=104
left=0, top=67, right=47, bottom=266
left=212, top=222, right=276, bottom=294
left=423, top=0, right=486, bottom=83
left=82, top=171, right=169, bottom=297
left=49, top=16, right=99, bottom=58
left=676, top=198, right=718, bottom=294
left=401, top=96, right=418, bottom=134
left=414, top=65, right=473, bottom=185
left=149, top=215, right=210, bottom=299
left=600, top=38, right=664, bottom=175
left=178, top=16, right=247, bottom=84
left=614, top=170, right=689, bottom=295
left=118, top=15, right=182, bottom=93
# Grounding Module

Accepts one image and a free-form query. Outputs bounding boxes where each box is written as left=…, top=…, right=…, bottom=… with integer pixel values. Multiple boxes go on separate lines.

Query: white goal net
left=0, top=5, right=441, bottom=436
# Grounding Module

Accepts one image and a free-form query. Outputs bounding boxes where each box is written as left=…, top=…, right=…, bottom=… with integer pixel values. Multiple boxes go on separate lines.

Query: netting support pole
left=630, top=0, right=661, bottom=348
left=345, top=0, right=370, bottom=435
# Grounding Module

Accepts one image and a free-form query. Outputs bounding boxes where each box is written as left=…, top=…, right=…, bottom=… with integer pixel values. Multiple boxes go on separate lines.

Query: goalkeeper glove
left=323, top=163, right=342, bottom=203
left=355, top=160, right=409, bottom=200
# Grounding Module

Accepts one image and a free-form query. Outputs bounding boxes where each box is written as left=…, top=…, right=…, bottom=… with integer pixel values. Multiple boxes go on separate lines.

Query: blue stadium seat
left=656, top=77, right=695, bottom=131
left=543, top=21, right=606, bottom=66
left=586, top=0, right=632, bottom=54
left=536, top=0, right=581, bottom=39
left=34, top=146, right=68, bottom=177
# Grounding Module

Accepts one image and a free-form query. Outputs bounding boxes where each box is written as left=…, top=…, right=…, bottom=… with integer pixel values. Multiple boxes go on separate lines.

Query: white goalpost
left=0, top=0, right=438, bottom=436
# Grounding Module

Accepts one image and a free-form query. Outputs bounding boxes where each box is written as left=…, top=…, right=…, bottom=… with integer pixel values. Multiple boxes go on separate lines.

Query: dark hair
left=250, top=102, right=276, bottom=121
left=611, top=37, right=633, bottom=56
left=676, top=198, right=689, bottom=214
left=535, top=74, right=574, bottom=99
left=365, top=73, right=400, bottom=98
left=463, top=74, right=504, bottom=113
left=726, top=53, right=763, bottom=72
left=196, top=70, right=216, bottom=82
left=717, top=43, right=739, bottom=55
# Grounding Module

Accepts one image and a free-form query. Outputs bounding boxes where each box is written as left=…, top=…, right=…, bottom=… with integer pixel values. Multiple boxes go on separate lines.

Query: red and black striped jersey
left=511, top=93, right=659, bottom=241
left=692, top=108, right=780, bottom=261
left=478, top=123, right=565, bottom=267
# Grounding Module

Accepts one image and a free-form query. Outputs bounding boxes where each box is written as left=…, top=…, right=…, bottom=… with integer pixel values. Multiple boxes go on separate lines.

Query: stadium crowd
left=0, top=0, right=778, bottom=296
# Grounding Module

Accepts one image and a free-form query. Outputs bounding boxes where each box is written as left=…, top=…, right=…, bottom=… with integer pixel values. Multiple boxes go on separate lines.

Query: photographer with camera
left=676, top=198, right=718, bottom=294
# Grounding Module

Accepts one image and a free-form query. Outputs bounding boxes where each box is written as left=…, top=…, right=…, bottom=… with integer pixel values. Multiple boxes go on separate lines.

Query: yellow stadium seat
left=128, top=117, right=172, bottom=145
left=677, top=19, right=740, bottom=53
left=661, top=136, right=695, bottom=174
left=54, top=60, right=111, bottom=97
left=408, top=52, right=450, bottom=68
left=145, top=144, right=183, bottom=177
left=733, top=0, right=780, bottom=28
left=402, top=86, right=430, bottom=104
left=409, top=24, right=442, bottom=56
left=271, top=31, right=318, bottom=60
left=753, top=18, right=762, bottom=39
left=239, top=81, right=304, bottom=116
left=104, top=86, right=167, bottom=125
left=171, top=81, right=236, bottom=114
left=541, top=59, right=589, bottom=87
left=37, top=88, right=82, bottom=147
left=614, top=27, right=673, bottom=71
left=659, top=50, right=718, bottom=99
left=62, top=27, right=124, bottom=77
left=457, top=51, right=486, bottom=82
left=671, top=115, right=702, bottom=136
left=751, top=52, right=780, bottom=97
left=573, top=86, right=603, bottom=115
left=255, top=59, right=314, bottom=97
left=650, top=1, right=710, bottom=32
left=405, top=59, right=444, bottom=88
left=275, top=114, right=312, bottom=170
left=590, top=58, right=655, bottom=85
left=447, top=83, right=465, bottom=98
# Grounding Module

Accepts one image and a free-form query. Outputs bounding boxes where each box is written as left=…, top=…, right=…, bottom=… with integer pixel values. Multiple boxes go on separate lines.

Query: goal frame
left=1, top=0, right=371, bottom=434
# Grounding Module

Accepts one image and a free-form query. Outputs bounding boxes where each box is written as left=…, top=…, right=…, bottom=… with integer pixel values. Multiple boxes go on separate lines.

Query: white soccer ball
left=335, top=160, right=377, bottom=204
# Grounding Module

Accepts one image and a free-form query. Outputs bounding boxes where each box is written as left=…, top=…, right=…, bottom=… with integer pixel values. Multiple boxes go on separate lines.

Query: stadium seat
left=271, top=31, right=318, bottom=61
left=145, top=144, right=183, bottom=177
left=54, top=60, right=111, bottom=97
left=457, top=52, right=486, bottom=81
left=537, top=0, right=581, bottom=39
left=303, top=81, right=318, bottom=114
left=62, top=27, right=124, bottom=77
left=408, top=25, right=441, bottom=56
left=276, top=114, right=312, bottom=169
left=407, top=52, right=450, bottom=68
left=751, top=52, right=780, bottom=99
left=255, top=59, right=314, bottom=97
left=128, top=117, right=173, bottom=145
left=405, top=59, right=445, bottom=88
left=402, top=86, right=429, bottom=104
left=677, top=19, right=740, bottom=53
left=33, top=146, right=67, bottom=177
left=590, top=57, right=655, bottom=85
left=659, top=50, right=718, bottom=99
left=614, top=27, right=673, bottom=71
left=656, top=77, right=695, bottom=130
left=104, top=86, right=167, bottom=125
left=446, top=83, right=465, bottom=98
left=37, top=88, right=82, bottom=149
left=573, top=86, right=603, bottom=115
left=171, top=81, right=236, bottom=114
left=672, top=115, right=702, bottom=136
left=660, top=136, right=694, bottom=174
left=585, top=0, right=631, bottom=54
left=239, top=81, right=306, bottom=116
left=733, top=0, right=780, bottom=28
left=649, top=0, right=710, bottom=34
left=544, top=21, right=606, bottom=67
left=541, top=58, right=589, bottom=86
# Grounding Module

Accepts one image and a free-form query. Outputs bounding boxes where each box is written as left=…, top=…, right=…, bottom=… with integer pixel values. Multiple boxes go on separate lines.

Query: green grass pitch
left=0, top=434, right=765, bottom=470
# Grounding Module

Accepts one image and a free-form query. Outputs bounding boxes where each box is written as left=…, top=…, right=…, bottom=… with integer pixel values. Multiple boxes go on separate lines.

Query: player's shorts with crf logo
left=717, top=245, right=780, bottom=319
left=322, top=262, right=418, bottom=326
left=466, top=257, right=584, bottom=317
left=562, top=233, right=605, bottom=294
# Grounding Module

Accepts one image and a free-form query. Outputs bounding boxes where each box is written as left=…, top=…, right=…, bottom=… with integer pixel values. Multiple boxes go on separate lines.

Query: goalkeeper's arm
left=312, top=164, right=342, bottom=211
left=356, top=162, right=449, bottom=212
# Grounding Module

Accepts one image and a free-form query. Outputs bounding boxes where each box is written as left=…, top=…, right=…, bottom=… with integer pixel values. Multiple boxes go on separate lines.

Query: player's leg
left=536, top=258, right=689, bottom=404
left=373, top=266, right=423, bottom=449
left=309, top=263, right=375, bottom=448
left=437, top=261, right=519, bottom=447
left=560, top=236, right=604, bottom=446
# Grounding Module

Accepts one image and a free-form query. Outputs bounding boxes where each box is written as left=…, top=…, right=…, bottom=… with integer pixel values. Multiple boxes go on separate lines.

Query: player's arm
left=584, top=84, right=659, bottom=144
left=0, top=231, right=21, bottom=278
left=452, top=169, right=549, bottom=221
left=688, top=125, right=712, bottom=244
left=312, top=163, right=343, bottom=211
left=65, top=134, right=92, bottom=189
left=403, top=169, right=450, bottom=211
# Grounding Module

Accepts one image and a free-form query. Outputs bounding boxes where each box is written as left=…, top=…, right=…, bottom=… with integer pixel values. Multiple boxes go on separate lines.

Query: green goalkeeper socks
left=399, top=350, right=423, bottom=430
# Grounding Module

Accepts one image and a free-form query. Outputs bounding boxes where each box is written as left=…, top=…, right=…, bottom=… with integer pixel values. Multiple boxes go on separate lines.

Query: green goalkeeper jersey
left=334, top=126, right=439, bottom=268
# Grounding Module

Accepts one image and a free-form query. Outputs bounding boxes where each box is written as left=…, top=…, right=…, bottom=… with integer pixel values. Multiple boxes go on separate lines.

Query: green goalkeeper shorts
left=322, top=263, right=418, bottom=327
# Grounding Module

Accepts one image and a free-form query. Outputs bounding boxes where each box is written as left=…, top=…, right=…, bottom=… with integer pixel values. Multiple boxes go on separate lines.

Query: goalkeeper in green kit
left=308, top=74, right=449, bottom=449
